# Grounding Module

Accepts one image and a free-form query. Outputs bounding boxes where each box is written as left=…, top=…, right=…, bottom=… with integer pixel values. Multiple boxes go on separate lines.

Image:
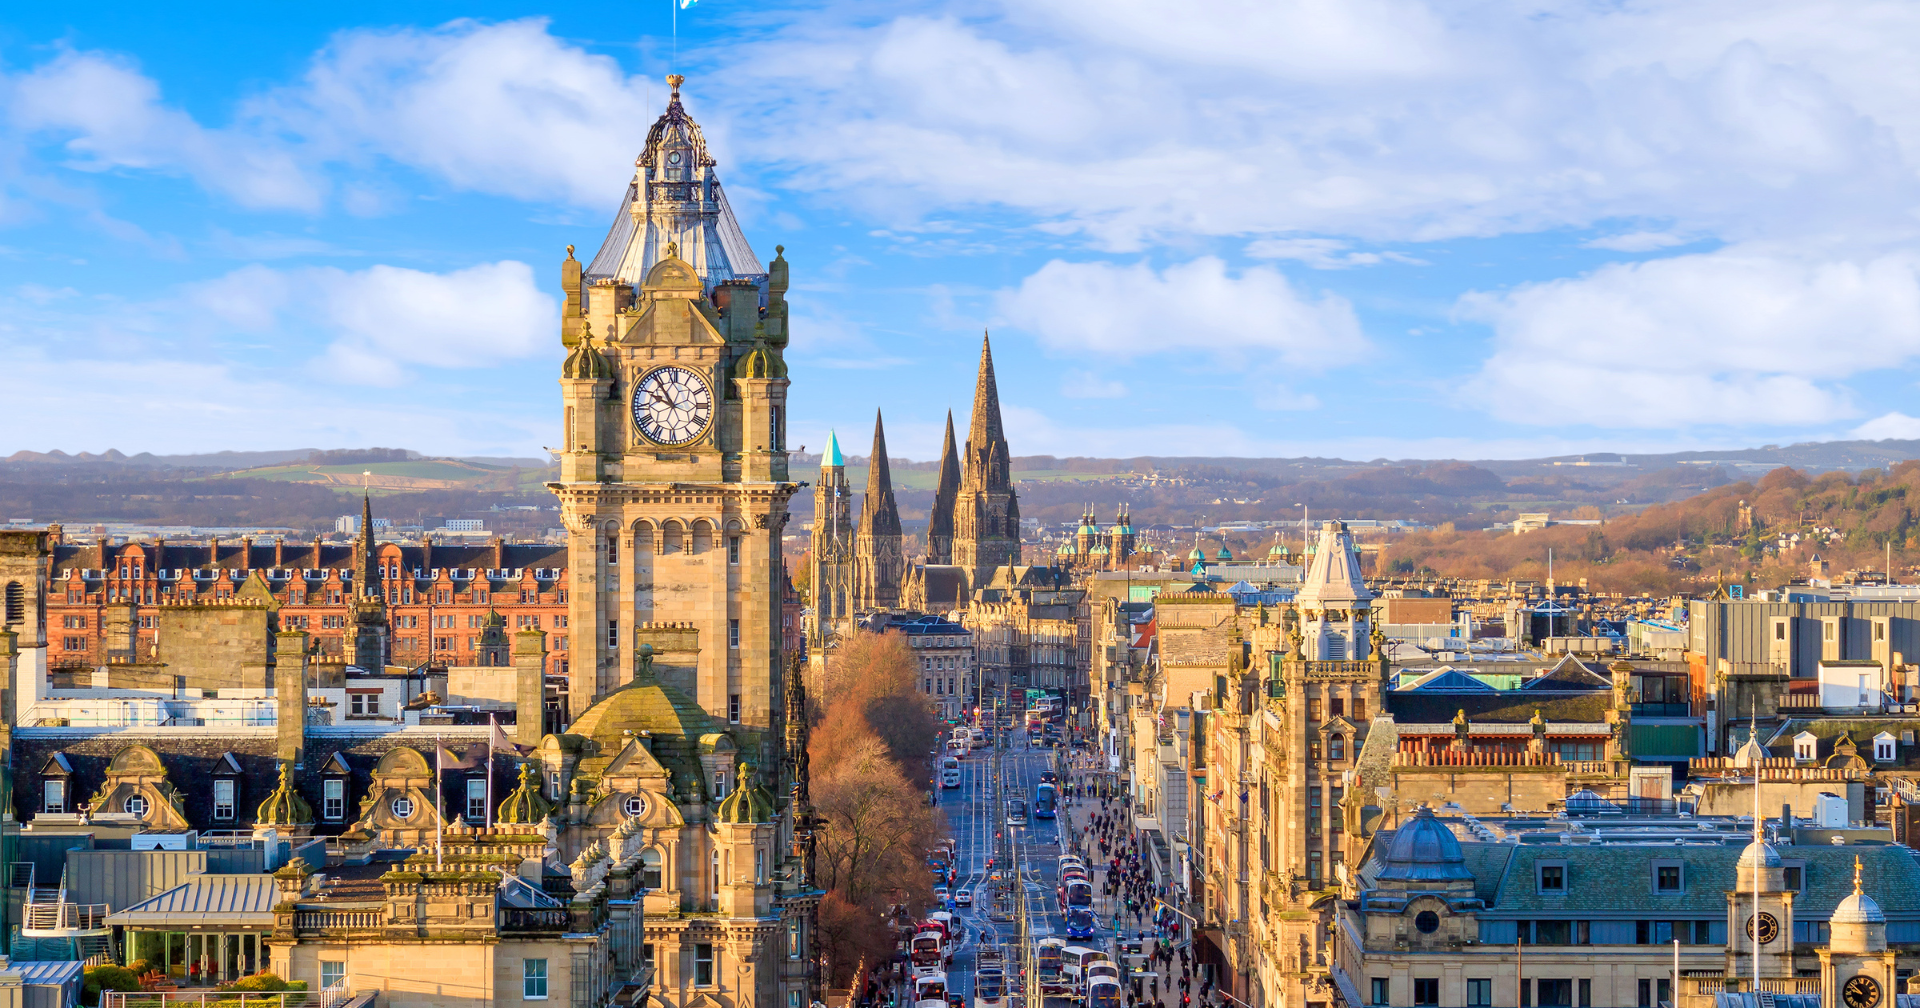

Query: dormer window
left=1794, top=732, right=1817, bottom=761
left=1874, top=732, right=1896, bottom=762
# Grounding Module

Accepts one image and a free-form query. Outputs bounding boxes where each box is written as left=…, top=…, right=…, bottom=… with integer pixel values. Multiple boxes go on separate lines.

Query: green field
left=790, top=465, right=1133, bottom=490
left=216, top=459, right=519, bottom=484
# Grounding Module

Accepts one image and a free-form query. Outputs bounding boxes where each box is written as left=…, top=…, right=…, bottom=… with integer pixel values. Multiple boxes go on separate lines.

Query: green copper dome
left=255, top=763, right=314, bottom=826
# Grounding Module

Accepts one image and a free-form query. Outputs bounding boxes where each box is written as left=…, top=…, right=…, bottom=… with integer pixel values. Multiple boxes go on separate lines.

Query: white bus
left=941, top=757, right=962, bottom=788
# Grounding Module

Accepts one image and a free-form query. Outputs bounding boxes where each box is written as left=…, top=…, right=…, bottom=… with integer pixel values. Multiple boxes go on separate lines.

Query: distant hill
left=1379, top=461, right=1920, bottom=595
left=9, top=438, right=1920, bottom=540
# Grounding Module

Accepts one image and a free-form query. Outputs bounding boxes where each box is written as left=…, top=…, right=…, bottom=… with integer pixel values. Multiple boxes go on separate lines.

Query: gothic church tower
left=951, top=335, right=1021, bottom=584
left=853, top=411, right=903, bottom=611
left=808, top=432, right=854, bottom=647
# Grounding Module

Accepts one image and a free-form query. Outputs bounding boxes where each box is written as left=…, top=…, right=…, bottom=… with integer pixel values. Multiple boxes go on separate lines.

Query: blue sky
left=7, top=0, right=1920, bottom=463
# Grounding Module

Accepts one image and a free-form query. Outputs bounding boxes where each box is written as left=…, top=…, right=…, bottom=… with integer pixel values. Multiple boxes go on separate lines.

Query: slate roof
left=1765, top=717, right=1916, bottom=766
left=1387, top=692, right=1611, bottom=725
left=12, top=733, right=516, bottom=837
left=1483, top=842, right=1920, bottom=920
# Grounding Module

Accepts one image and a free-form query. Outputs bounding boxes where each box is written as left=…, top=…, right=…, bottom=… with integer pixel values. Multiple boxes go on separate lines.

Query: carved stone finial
left=566, top=244, right=576, bottom=260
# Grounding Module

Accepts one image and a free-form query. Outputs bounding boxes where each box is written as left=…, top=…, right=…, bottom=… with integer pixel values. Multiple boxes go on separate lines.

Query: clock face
left=1746, top=911, right=1779, bottom=945
left=632, top=366, right=714, bottom=446
left=1844, top=975, right=1882, bottom=1008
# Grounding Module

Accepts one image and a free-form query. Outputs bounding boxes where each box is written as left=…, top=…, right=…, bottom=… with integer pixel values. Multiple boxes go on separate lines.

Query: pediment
left=1319, top=716, right=1358, bottom=736
left=604, top=737, right=668, bottom=780
left=107, top=744, right=167, bottom=775
left=373, top=746, right=432, bottom=779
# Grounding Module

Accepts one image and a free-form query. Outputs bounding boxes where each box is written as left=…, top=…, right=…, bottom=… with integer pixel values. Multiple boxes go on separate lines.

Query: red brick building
left=40, top=522, right=570, bottom=673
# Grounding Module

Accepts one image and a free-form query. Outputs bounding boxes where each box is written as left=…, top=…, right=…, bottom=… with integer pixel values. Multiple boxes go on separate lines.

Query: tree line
left=806, top=631, right=948, bottom=990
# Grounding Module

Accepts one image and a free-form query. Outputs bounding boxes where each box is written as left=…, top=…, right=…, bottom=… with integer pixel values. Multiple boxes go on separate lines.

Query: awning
left=105, top=875, right=278, bottom=928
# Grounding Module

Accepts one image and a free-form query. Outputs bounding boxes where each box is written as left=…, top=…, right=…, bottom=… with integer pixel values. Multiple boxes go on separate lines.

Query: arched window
left=641, top=848, right=663, bottom=889
left=1329, top=735, right=1346, bottom=761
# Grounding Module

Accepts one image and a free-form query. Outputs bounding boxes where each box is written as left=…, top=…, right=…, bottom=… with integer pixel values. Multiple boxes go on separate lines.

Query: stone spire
left=964, top=333, right=1008, bottom=485
left=854, top=410, right=904, bottom=610
left=927, top=410, right=960, bottom=564
left=859, top=411, right=901, bottom=539
left=355, top=492, right=376, bottom=599
left=951, top=332, right=1021, bottom=584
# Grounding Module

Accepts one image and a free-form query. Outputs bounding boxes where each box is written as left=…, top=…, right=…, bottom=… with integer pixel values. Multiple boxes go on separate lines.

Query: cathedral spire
left=859, top=410, right=902, bottom=538
left=968, top=331, right=1006, bottom=450
left=951, top=331, right=1020, bottom=583
left=927, top=411, right=959, bottom=565
left=853, top=410, right=904, bottom=611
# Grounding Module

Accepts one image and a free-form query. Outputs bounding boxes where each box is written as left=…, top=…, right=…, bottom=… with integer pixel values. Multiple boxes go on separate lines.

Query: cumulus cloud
left=1463, top=247, right=1920, bottom=427
left=7, top=51, right=320, bottom=210
left=1851, top=412, right=1920, bottom=441
left=709, top=1, right=1920, bottom=248
left=994, top=257, right=1364, bottom=376
left=263, top=18, right=651, bottom=205
left=184, top=260, right=554, bottom=384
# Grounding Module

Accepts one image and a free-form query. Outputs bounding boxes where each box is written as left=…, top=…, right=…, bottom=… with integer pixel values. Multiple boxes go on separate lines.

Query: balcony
left=501, top=907, right=570, bottom=932
left=293, top=908, right=383, bottom=931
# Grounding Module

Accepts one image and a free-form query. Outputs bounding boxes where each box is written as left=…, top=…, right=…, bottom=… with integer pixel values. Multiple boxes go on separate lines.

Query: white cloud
left=7, top=51, right=321, bottom=210
left=1463, top=246, right=1920, bottom=427
left=1581, top=231, right=1699, bottom=253
left=1060, top=371, right=1128, bottom=399
left=707, top=1, right=1920, bottom=248
left=1245, top=238, right=1425, bottom=269
left=264, top=18, right=650, bottom=206
left=1851, top=412, right=1920, bottom=441
left=994, top=257, right=1364, bottom=375
left=184, top=260, right=554, bottom=384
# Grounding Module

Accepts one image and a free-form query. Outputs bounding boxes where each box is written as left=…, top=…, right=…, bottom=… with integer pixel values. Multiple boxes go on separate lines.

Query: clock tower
left=1822, top=855, right=1894, bottom=1008
left=1724, top=832, right=1796, bottom=982
left=552, top=76, right=798, bottom=757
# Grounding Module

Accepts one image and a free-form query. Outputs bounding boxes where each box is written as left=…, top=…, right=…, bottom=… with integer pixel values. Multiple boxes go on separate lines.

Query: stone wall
left=156, top=601, right=274, bottom=690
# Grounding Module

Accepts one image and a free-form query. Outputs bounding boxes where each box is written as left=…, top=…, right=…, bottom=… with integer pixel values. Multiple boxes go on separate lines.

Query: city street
left=935, top=730, right=1120, bottom=1007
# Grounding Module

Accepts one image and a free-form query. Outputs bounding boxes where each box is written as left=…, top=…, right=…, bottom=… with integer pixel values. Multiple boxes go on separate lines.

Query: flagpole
left=436, top=733, right=445, bottom=869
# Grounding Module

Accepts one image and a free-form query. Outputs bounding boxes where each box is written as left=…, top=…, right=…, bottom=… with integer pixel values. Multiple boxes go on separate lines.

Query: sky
left=7, top=0, right=1920, bottom=463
